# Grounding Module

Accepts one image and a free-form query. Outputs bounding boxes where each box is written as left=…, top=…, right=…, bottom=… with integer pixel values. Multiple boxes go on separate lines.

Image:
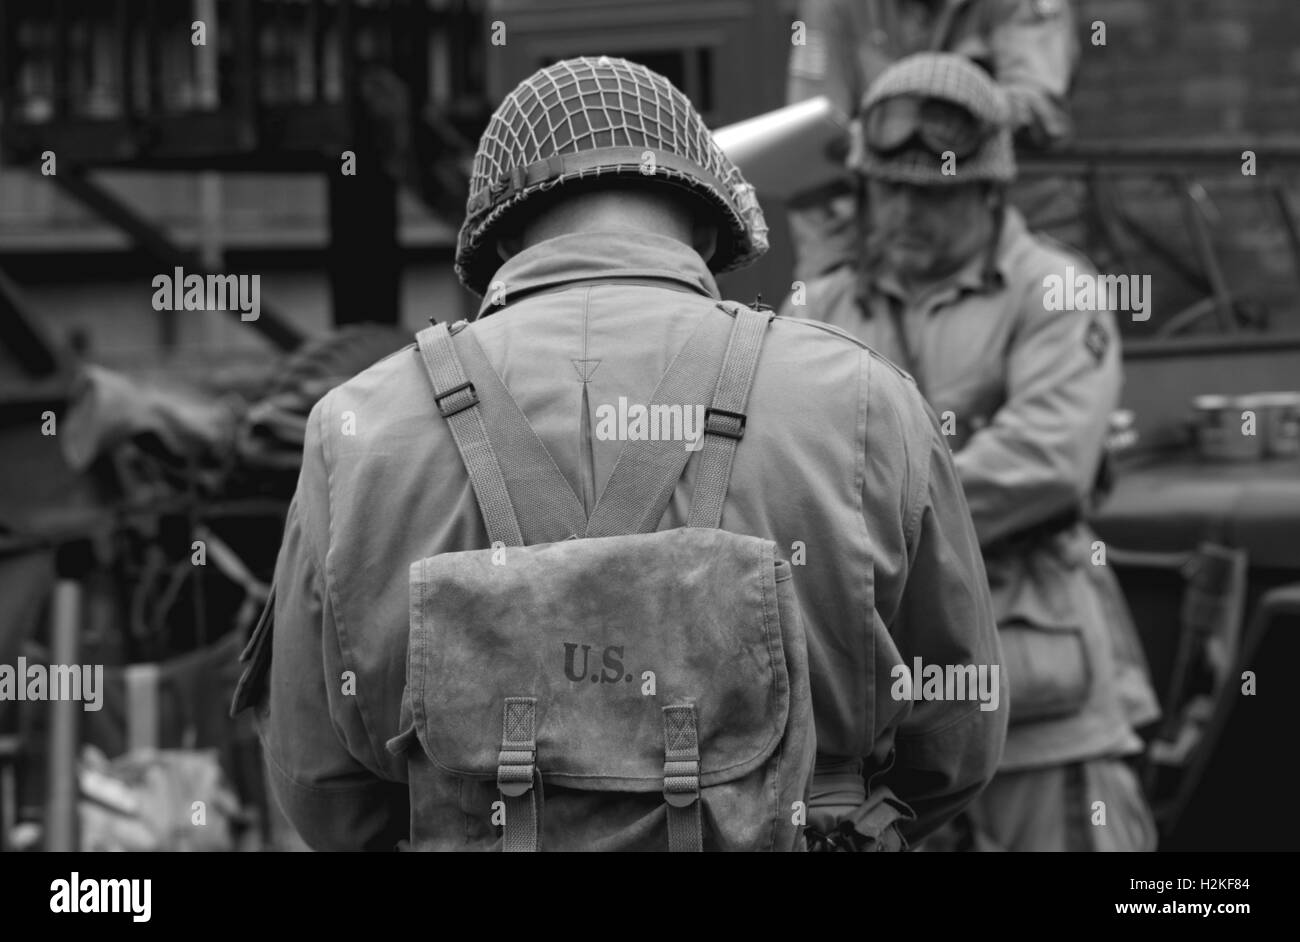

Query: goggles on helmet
left=862, top=95, right=990, bottom=160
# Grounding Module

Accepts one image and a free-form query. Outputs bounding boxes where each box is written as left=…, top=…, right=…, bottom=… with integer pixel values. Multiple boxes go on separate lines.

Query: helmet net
left=456, top=56, right=767, bottom=296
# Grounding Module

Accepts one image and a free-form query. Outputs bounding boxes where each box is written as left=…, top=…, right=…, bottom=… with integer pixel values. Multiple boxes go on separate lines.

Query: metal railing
left=0, top=0, right=487, bottom=168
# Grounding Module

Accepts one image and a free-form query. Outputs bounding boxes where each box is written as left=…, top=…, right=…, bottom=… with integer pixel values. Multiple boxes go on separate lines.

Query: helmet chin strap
left=981, top=190, right=1006, bottom=286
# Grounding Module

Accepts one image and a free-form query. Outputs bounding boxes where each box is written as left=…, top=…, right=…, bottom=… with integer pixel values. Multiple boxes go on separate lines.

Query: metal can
left=1253, top=392, right=1300, bottom=457
left=1106, top=409, right=1138, bottom=454
left=1193, top=394, right=1262, bottom=461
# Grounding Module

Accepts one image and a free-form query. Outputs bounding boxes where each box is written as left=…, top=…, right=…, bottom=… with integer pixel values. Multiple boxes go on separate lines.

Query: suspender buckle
left=435, top=380, right=479, bottom=418
left=704, top=407, right=746, bottom=441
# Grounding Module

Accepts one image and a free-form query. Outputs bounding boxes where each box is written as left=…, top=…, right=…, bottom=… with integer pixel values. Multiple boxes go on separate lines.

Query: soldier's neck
left=521, top=190, right=696, bottom=251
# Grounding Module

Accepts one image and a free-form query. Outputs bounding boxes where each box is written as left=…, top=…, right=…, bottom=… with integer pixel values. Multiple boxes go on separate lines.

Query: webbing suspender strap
left=663, top=705, right=703, bottom=852
left=584, top=303, right=774, bottom=537
left=416, top=322, right=587, bottom=546
left=416, top=322, right=525, bottom=548
left=418, top=307, right=772, bottom=544
left=498, top=697, right=540, bottom=853
left=688, top=304, right=773, bottom=528
left=442, top=326, right=588, bottom=543
left=581, top=311, right=735, bottom=538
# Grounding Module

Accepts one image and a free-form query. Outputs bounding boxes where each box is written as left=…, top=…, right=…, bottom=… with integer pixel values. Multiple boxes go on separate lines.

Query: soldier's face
left=866, top=179, right=993, bottom=282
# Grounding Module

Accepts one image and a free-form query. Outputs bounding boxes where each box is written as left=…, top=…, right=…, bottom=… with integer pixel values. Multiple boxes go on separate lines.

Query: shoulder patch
left=1084, top=315, right=1110, bottom=364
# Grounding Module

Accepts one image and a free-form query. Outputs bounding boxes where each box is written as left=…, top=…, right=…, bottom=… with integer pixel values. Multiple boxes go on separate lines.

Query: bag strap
left=663, top=704, right=703, bottom=852
left=497, top=697, right=541, bottom=852
left=418, top=304, right=771, bottom=544
left=584, top=303, right=773, bottom=537
left=582, top=310, right=734, bottom=538
left=686, top=304, right=772, bottom=529
left=448, top=325, right=590, bottom=543
left=416, top=322, right=523, bottom=547
left=416, top=322, right=588, bottom=546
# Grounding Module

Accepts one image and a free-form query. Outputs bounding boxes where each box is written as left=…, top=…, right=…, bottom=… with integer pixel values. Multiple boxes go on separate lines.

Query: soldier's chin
left=885, top=242, right=934, bottom=274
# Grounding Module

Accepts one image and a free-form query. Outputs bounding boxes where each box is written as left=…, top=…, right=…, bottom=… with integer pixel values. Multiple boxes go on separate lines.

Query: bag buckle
left=497, top=748, right=536, bottom=798
left=663, top=758, right=700, bottom=808
left=435, top=380, right=478, bottom=418
left=704, top=407, right=746, bottom=441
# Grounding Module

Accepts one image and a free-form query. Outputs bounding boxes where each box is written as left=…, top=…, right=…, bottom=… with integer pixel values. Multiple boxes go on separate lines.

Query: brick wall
left=1071, top=0, right=1300, bottom=335
left=1075, top=0, right=1296, bottom=139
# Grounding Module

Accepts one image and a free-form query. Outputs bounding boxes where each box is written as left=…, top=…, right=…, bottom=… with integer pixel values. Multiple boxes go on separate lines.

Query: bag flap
left=405, top=528, right=789, bottom=790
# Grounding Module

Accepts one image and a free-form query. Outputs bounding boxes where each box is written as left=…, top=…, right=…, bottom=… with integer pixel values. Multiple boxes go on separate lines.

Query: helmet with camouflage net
left=455, top=56, right=769, bottom=296
left=851, top=52, right=1016, bottom=186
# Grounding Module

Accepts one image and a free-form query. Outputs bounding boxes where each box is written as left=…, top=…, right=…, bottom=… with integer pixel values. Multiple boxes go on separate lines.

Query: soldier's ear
left=497, top=234, right=522, bottom=261
left=692, top=222, right=717, bottom=263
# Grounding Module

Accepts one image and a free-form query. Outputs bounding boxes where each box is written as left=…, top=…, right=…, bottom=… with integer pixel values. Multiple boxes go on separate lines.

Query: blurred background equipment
left=1, top=0, right=491, bottom=340
left=79, top=745, right=243, bottom=852
left=712, top=96, right=850, bottom=202
left=6, top=1, right=1300, bottom=351
left=0, top=305, right=408, bottom=850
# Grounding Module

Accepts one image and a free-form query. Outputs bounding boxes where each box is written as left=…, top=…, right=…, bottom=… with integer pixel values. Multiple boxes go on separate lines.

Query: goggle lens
left=863, top=96, right=987, bottom=159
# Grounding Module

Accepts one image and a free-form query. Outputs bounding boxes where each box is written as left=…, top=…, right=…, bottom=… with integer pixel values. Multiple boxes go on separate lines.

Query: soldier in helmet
left=784, top=52, right=1159, bottom=851
left=234, top=55, right=1005, bottom=851
left=786, top=0, right=1081, bottom=283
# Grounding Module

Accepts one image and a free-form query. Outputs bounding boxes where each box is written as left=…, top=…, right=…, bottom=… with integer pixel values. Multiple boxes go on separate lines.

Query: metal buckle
left=497, top=749, right=536, bottom=798
left=663, top=758, right=700, bottom=808
left=704, top=407, right=746, bottom=441
left=435, top=380, right=478, bottom=418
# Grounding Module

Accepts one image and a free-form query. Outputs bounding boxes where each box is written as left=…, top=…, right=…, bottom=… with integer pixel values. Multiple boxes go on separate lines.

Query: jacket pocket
left=988, top=554, right=1092, bottom=726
